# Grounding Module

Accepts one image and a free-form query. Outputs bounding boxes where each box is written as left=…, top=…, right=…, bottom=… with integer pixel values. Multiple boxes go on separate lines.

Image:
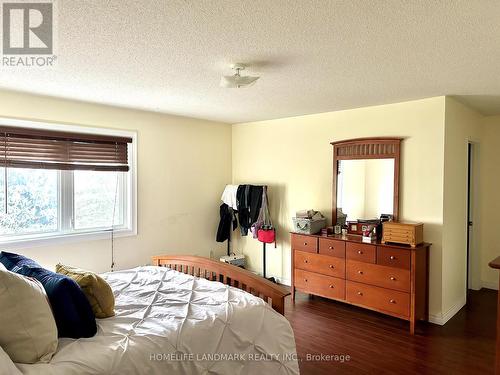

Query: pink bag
left=257, top=227, right=275, bottom=243
left=255, top=187, right=276, bottom=246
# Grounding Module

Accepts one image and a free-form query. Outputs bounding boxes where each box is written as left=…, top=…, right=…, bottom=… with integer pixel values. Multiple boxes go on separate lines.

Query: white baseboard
left=428, top=285, right=498, bottom=325
left=246, top=269, right=291, bottom=286
left=270, top=275, right=291, bottom=286
left=481, top=280, right=499, bottom=290
left=259, top=272, right=291, bottom=286
left=428, top=296, right=466, bottom=325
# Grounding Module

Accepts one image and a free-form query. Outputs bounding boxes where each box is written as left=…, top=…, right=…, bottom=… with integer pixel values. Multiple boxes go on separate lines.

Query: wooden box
left=382, top=222, right=423, bottom=248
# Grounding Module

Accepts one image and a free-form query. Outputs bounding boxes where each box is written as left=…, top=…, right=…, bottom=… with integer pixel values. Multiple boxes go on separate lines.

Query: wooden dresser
left=291, top=232, right=430, bottom=333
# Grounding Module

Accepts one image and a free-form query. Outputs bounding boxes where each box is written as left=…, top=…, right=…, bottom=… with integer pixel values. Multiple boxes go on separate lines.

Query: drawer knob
left=304, top=260, right=308, bottom=263
left=329, top=285, right=334, bottom=289
left=389, top=299, right=396, bottom=304
left=390, top=276, right=396, bottom=281
left=358, top=250, right=363, bottom=254
left=304, top=278, right=308, bottom=282
left=329, top=265, right=334, bottom=269
left=329, top=246, right=333, bottom=250
left=304, top=242, right=308, bottom=246
left=358, top=270, right=363, bottom=275
left=357, top=291, right=363, bottom=296
left=390, top=256, right=396, bottom=260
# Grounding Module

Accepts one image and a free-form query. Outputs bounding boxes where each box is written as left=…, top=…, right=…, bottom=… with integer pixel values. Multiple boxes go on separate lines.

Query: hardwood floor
left=285, top=289, right=496, bottom=375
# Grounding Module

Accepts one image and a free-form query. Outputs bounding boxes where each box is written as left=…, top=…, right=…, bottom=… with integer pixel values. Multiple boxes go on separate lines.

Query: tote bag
left=256, top=187, right=276, bottom=244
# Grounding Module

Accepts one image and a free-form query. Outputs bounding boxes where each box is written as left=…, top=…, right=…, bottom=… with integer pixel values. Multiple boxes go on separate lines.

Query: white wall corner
left=428, top=295, right=466, bottom=325
left=481, top=280, right=499, bottom=290
left=246, top=268, right=291, bottom=286
left=269, top=275, right=291, bottom=286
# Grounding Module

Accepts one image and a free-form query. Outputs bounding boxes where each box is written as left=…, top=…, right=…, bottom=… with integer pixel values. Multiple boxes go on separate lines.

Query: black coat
left=216, top=203, right=238, bottom=242
left=236, top=185, right=263, bottom=236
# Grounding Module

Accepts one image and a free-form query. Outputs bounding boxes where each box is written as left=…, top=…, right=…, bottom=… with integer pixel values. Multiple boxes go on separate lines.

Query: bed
left=15, top=257, right=299, bottom=375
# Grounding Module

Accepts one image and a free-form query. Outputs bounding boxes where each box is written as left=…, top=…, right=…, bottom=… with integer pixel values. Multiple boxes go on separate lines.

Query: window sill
left=0, top=228, right=137, bottom=250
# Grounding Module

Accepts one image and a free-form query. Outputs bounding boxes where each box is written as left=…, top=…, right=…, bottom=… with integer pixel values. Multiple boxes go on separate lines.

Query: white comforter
left=16, top=266, right=299, bottom=375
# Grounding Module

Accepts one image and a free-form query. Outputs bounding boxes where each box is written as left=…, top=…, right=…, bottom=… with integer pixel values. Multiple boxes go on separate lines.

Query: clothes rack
left=218, top=184, right=276, bottom=283
left=227, top=226, right=231, bottom=256
left=262, top=231, right=276, bottom=283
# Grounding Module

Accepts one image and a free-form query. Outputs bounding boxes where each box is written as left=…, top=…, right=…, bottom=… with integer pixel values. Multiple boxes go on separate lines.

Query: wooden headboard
left=152, top=255, right=290, bottom=315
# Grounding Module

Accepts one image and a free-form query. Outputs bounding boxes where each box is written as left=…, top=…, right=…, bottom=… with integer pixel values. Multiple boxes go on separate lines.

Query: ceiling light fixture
left=220, top=63, right=259, bottom=88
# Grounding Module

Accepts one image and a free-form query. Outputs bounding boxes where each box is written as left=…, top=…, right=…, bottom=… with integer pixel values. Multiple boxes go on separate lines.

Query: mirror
left=331, top=137, right=401, bottom=226
left=337, top=159, right=395, bottom=223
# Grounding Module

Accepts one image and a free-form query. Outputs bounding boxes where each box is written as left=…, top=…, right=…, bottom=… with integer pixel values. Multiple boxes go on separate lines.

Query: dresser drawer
left=346, top=260, right=410, bottom=292
left=294, top=269, right=345, bottom=300
left=295, top=250, right=345, bottom=278
left=384, top=226, right=414, bottom=236
left=291, top=234, right=318, bottom=253
left=384, top=232, right=414, bottom=242
left=346, top=281, right=410, bottom=318
left=377, top=247, right=411, bottom=270
left=346, top=242, right=376, bottom=263
left=319, top=238, right=346, bottom=258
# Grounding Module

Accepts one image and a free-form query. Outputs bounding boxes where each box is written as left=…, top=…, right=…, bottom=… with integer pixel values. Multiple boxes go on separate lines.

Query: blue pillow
left=0, top=251, right=41, bottom=272
left=0, top=252, right=97, bottom=338
left=19, top=266, right=97, bottom=338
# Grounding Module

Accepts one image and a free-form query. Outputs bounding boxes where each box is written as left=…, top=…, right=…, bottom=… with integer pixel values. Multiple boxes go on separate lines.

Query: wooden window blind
left=0, top=126, right=132, bottom=171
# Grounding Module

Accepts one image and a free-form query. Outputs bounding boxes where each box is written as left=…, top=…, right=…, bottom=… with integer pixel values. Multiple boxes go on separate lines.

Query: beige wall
left=0, top=90, right=232, bottom=273
left=442, top=97, right=482, bottom=316
left=232, top=97, right=446, bottom=318
left=442, top=100, right=500, bottom=299
left=479, top=115, right=500, bottom=288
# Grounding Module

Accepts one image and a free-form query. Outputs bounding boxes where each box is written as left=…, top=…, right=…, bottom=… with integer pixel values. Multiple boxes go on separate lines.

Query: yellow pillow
left=56, top=264, right=115, bottom=318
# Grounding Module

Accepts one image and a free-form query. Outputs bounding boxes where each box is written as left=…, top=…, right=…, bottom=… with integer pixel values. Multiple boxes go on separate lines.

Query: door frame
left=466, top=140, right=481, bottom=291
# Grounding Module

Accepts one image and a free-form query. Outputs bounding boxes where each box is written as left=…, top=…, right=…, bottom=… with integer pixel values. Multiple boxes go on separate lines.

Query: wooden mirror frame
left=331, top=137, right=402, bottom=225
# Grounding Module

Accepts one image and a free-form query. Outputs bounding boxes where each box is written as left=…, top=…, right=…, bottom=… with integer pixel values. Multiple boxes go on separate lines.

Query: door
left=466, top=142, right=480, bottom=293
left=466, top=143, right=472, bottom=292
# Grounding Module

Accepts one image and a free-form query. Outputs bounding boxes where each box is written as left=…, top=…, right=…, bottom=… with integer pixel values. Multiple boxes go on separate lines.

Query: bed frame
left=152, top=255, right=290, bottom=315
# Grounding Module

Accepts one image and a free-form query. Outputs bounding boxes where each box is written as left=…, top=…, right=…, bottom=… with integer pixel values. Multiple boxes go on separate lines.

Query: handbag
left=258, top=226, right=275, bottom=243
left=256, top=187, right=276, bottom=245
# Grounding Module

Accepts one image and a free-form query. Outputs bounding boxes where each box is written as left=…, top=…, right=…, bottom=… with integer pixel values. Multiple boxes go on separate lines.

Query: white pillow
left=0, top=268, right=58, bottom=364
left=0, top=262, right=6, bottom=271
left=0, top=345, right=22, bottom=375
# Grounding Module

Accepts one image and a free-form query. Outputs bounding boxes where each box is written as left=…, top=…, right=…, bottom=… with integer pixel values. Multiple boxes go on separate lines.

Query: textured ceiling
left=1, top=1, right=500, bottom=123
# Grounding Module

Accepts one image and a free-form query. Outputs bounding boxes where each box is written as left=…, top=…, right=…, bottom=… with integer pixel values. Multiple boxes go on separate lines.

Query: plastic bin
left=292, top=217, right=327, bottom=235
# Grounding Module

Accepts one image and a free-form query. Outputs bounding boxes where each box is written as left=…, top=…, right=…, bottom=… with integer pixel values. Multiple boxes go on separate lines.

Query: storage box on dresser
left=382, top=222, right=424, bottom=248
left=291, top=232, right=430, bottom=334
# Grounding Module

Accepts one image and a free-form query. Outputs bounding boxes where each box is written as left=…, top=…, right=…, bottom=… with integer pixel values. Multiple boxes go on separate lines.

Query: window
left=0, top=119, right=136, bottom=246
left=73, top=170, right=126, bottom=230
left=0, top=168, right=58, bottom=236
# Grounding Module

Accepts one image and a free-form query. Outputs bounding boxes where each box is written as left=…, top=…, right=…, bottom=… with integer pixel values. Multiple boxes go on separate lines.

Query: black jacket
left=236, top=185, right=263, bottom=236
left=216, top=203, right=238, bottom=242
